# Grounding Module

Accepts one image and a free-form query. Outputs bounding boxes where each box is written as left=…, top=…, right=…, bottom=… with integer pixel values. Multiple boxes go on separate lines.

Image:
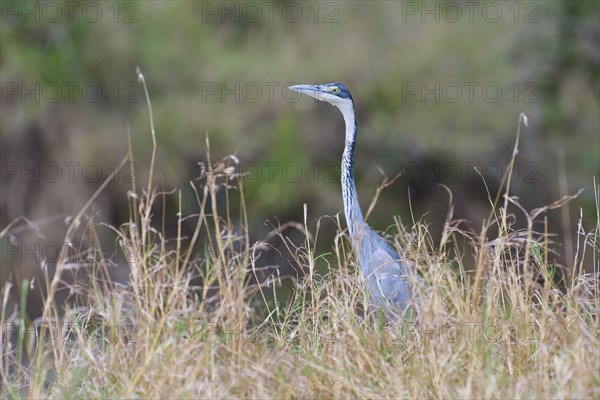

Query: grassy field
left=2, top=74, right=598, bottom=399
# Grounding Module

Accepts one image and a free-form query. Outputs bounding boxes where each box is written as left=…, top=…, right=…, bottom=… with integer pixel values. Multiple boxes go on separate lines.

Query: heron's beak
left=288, top=84, right=320, bottom=93
left=288, top=84, right=334, bottom=103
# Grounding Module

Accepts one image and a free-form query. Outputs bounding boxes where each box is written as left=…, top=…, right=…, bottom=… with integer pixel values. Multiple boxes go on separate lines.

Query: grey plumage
left=289, top=82, right=423, bottom=319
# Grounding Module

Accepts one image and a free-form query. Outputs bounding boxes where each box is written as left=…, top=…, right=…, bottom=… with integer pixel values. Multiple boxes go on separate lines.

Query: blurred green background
left=1, top=1, right=599, bottom=314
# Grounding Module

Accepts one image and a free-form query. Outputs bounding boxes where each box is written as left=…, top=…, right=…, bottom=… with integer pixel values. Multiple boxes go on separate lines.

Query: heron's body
left=290, top=83, right=421, bottom=319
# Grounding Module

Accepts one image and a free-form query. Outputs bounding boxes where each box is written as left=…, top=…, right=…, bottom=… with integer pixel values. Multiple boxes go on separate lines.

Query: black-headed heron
left=289, top=83, right=424, bottom=320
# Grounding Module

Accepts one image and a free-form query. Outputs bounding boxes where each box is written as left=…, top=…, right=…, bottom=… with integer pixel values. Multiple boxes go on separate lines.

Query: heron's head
left=288, top=83, right=353, bottom=108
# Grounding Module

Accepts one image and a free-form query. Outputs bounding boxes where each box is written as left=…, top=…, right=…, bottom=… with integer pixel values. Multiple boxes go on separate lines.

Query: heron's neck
left=338, top=101, right=365, bottom=240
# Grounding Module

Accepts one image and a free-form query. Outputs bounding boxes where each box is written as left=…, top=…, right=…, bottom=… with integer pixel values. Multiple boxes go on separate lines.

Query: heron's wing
left=356, top=227, right=422, bottom=317
left=370, top=247, right=412, bottom=306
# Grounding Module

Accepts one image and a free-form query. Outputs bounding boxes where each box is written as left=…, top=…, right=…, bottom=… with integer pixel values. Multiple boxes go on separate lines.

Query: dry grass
left=1, top=74, right=598, bottom=399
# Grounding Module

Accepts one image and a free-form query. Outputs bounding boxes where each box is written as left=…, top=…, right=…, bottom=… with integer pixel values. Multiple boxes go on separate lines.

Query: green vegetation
left=2, top=1, right=598, bottom=238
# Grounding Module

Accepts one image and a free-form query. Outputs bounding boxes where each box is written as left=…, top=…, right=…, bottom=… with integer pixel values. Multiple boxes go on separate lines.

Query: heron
left=289, top=82, right=423, bottom=320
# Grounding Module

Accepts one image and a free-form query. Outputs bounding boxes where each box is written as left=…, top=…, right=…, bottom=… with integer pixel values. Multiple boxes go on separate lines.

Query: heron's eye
left=331, top=87, right=340, bottom=94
